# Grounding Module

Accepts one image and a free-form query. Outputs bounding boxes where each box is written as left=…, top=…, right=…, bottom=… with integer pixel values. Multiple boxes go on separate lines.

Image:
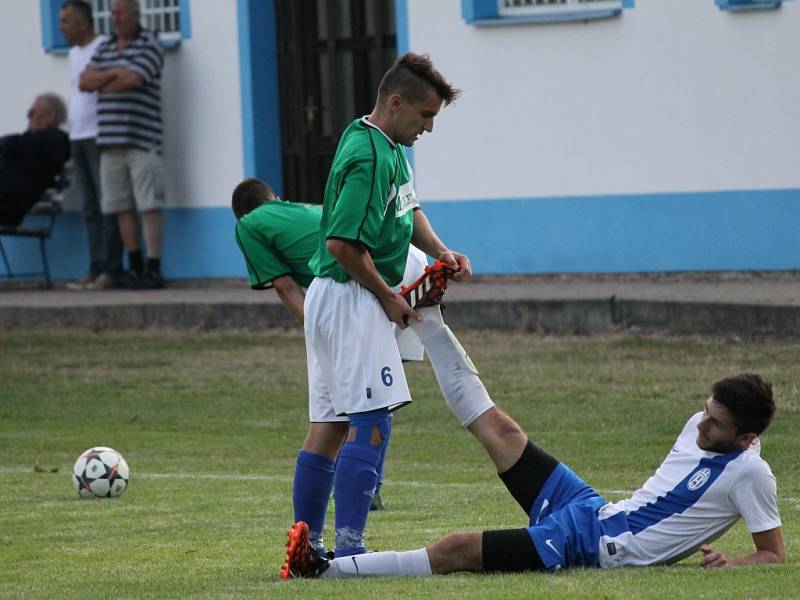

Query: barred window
left=461, top=0, right=633, bottom=25
left=92, top=0, right=182, bottom=43
left=498, top=0, right=624, bottom=18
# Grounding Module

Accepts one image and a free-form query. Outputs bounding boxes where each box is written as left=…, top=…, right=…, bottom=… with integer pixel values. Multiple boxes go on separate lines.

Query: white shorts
left=393, top=245, right=428, bottom=362
left=305, top=277, right=412, bottom=422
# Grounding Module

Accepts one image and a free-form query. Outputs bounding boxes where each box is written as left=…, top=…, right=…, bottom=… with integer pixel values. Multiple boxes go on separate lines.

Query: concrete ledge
left=2, top=296, right=798, bottom=340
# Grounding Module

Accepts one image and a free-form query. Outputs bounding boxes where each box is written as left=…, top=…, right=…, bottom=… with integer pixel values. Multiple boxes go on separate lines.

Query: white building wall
left=407, top=0, right=800, bottom=201
left=0, top=0, right=244, bottom=210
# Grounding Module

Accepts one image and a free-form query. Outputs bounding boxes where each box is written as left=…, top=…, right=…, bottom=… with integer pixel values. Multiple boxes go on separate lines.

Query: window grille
left=91, top=0, right=182, bottom=42
left=498, top=0, right=624, bottom=17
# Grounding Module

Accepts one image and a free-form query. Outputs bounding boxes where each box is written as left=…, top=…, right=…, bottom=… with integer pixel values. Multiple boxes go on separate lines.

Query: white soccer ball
left=72, top=446, right=130, bottom=499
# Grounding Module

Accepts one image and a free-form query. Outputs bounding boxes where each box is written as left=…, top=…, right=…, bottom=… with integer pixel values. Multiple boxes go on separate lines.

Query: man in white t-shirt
left=282, top=372, right=785, bottom=579
left=60, top=0, right=123, bottom=290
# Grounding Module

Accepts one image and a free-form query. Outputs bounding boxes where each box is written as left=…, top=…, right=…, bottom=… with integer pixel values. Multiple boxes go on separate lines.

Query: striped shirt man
left=88, top=27, right=164, bottom=151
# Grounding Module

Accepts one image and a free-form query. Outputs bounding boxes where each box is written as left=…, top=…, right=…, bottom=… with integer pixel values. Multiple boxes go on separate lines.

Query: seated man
left=0, top=93, right=70, bottom=226
left=232, top=178, right=495, bottom=554
left=283, top=372, right=784, bottom=577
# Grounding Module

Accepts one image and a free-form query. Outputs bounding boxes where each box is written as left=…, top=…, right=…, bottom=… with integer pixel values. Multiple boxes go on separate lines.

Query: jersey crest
left=687, top=467, right=711, bottom=491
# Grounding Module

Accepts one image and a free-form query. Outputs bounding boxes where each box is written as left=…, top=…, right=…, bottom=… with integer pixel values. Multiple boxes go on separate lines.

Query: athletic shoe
left=65, top=273, right=99, bottom=291
left=279, top=521, right=330, bottom=579
left=85, top=273, right=113, bottom=290
left=399, top=260, right=456, bottom=309
left=369, top=491, right=385, bottom=511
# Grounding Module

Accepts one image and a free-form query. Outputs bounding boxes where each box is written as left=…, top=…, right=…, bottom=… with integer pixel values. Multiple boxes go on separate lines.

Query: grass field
left=1, top=330, right=798, bottom=599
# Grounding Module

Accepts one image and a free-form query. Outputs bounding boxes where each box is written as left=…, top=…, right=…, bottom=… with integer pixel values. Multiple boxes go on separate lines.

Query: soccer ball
left=72, top=447, right=130, bottom=499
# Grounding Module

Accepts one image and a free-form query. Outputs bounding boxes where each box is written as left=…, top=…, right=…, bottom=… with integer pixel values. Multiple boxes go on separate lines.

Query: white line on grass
left=2, top=467, right=799, bottom=504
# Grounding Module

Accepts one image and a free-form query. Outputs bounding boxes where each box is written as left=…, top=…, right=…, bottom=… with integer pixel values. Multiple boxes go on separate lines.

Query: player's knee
left=471, top=407, right=525, bottom=441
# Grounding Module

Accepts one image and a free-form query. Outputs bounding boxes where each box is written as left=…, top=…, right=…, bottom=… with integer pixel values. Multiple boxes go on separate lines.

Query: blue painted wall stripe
left=3, top=189, right=798, bottom=282
left=422, top=189, right=800, bottom=274
left=395, top=0, right=414, bottom=171
left=237, top=0, right=283, bottom=192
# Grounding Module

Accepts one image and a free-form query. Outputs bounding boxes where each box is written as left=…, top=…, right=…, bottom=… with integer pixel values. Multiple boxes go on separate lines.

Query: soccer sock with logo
left=333, top=408, right=391, bottom=556
left=321, top=548, right=432, bottom=579
left=292, top=450, right=336, bottom=553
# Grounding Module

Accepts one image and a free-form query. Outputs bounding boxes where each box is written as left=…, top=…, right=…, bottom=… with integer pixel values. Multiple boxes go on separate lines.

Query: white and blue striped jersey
left=597, top=412, right=781, bottom=567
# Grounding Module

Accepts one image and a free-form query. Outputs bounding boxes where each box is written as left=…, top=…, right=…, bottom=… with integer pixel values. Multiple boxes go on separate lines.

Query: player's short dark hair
left=61, top=0, right=94, bottom=25
left=378, top=52, right=461, bottom=107
left=712, top=373, right=775, bottom=436
left=231, top=178, right=276, bottom=220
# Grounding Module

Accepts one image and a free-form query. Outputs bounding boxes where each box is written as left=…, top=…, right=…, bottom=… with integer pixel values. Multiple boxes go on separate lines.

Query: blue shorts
left=525, top=463, right=607, bottom=570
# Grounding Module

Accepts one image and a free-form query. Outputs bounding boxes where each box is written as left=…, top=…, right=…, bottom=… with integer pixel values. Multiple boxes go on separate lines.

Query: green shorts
left=100, top=146, right=166, bottom=214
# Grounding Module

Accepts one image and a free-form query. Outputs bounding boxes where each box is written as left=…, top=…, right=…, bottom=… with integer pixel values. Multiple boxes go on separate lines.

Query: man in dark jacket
left=0, top=93, right=71, bottom=226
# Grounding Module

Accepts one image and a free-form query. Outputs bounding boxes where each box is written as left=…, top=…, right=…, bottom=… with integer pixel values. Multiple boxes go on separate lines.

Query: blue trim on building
left=715, top=0, right=784, bottom=10
left=395, top=0, right=410, bottom=55
left=461, top=0, right=633, bottom=25
left=41, top=0, right=192, bottom=52
left=41, top=0, right=68, bottom=53
left=236, top=0, right=283, bottom=194
left=461, top=0, right=498, bottom=23
left=180, top=0, right=192, bottom=38
left=3, top=189, right=798, bottom=282
left=395, top=0, right=414, bottom=171
left=421, top=189, right=800, bottom=274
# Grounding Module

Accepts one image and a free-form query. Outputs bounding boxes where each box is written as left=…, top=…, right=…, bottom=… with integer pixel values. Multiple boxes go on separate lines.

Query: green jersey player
left=300, top=52, right=471, bottom=560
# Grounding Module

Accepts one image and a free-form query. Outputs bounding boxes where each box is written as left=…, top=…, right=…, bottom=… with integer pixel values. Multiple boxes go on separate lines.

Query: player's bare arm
left=699, top=526, right=785, bottom=568
left=272, top=275, right=305, bottom=324
left=326, top=238, right=419, bottom=328
left=411, top=209, right=472, bottom=282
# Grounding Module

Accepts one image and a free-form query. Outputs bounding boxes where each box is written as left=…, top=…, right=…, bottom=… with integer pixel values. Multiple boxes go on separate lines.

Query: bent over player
left=282, top=373, right=784, bottom=577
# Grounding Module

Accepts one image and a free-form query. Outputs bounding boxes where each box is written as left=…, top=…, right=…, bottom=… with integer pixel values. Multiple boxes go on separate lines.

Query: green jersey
left=310, top=117, right=418, bottom=287
left=234, top=200, right=321, bottom=289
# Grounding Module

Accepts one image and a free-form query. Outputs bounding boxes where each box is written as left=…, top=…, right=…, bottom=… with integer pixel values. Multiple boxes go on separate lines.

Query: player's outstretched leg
left=333, top=408, right=391, bottom=556
left=409, top=305, right=495, bottom=426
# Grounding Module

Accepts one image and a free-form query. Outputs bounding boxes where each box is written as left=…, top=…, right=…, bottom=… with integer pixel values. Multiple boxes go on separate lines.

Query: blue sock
left=334, top=409, right=391, bottom=556
left=292, top=450, right=335, bottom=553
left=375, top=413, right=393, bottom=495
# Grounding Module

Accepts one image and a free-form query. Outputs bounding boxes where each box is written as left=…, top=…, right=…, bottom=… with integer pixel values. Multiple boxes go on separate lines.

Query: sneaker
left=65, top=274, right=98, bottom=291
left=279, top=521, right=330, bottom=579
left=369, top=491, right=385, bottom=511
left=85, top=273, right=113, bottom=290
left=399, top=260, right=456, bottom=309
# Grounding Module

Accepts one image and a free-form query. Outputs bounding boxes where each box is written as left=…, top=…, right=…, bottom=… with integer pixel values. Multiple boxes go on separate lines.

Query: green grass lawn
left=1, top=330, right=797, bottom=599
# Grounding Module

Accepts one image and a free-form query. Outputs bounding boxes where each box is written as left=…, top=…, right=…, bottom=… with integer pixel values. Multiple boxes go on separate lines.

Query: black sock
left=128, top=250, right=143, bottom=275
left=147, top=258, right=161, bottom=274
left=499, top=441, right=559, bottom=516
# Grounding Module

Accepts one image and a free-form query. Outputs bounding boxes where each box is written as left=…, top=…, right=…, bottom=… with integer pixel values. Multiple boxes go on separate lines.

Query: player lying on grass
left=232, top=178, right=494, bottom=550
left=282, top=372, right=784, bottom=578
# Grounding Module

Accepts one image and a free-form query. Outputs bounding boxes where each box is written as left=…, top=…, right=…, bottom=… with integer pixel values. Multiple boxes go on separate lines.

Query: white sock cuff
left=398, top=548, right=432, bottom=576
